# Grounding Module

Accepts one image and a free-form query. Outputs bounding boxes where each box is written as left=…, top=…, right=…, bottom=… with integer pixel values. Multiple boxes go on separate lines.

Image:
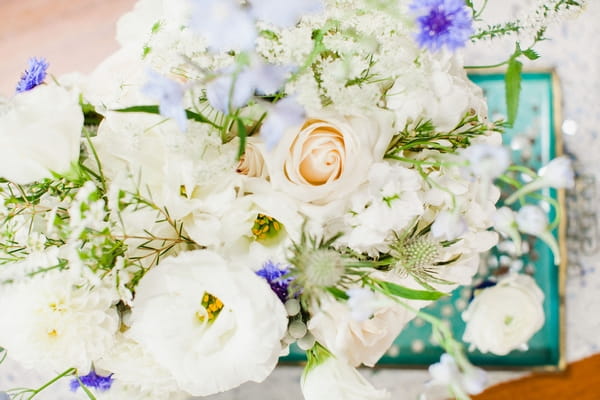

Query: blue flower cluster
left=69, top=370, right=114, bottom=392
left=16, top=57, right=49, bottom=93
left=256, top=260, right=293, bottom=303
left=411, top=0, right=473, bottom=52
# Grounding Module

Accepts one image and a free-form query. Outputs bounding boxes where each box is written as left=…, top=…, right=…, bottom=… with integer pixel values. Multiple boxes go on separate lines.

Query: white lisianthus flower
left=427, top=353, right=488, bottom=399
left=0, top=85, right=83, bottom=184
left=516, top=205, right=560, bottom=264
left=307, top=293, right=416, bottom=367
left=0, top=272, right=119, bottom=373
left=265, top=110, right=394, bottom=205
left=493, top=207, right=522, bottom=255
left=462, top=274, right=545, bottom=356
left=301, top=354, right=390, bottom=400
left=127, top=250, right=288, bottom=396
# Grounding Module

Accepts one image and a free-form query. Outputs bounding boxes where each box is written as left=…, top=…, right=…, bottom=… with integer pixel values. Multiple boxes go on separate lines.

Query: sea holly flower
left=141, top=70, right=187, bottom=132
left=505, top=156, right=575, bottom=204
left=250, top=0, right=324, bottom=27
left=410, top=0, right=473, bottom=52
left=70, top=370, right=114, bottom=392
left=16, top=57, right=49, bottom=93
left=515, top=205, right=561, bottom=264
left=189, top=0, right=256, bottom=52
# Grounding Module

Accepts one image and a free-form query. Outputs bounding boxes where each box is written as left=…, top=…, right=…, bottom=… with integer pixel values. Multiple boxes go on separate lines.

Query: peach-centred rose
left=266, top=111, right=394, bottom=204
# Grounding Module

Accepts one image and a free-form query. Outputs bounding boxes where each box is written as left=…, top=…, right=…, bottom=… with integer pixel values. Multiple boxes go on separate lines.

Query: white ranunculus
left=265, top=110, right=394, bottom=205
left=301, top=356, right=390, bottom=400
left=126, top=250, right=288, bottom=396
left=0, top=272, right=119, bottom=373
left=307, top=293, right=416, bottom=367
left=462, top=274, right=545, bottom=355
left=0, top=85, right=83, bottom=184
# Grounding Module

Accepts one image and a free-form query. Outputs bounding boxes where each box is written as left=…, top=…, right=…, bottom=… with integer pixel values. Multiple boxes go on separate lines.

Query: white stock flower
left=265, top=111, right=394, bottom=205
left=505, top=156, right=575, bottom=204
left=462, top=274, right=545, bottom=355
left=431, top=210, right=467, bottom=241
left=427, top=353, right=487, bottom=399
left=516, top=205, right=560, bottom=264
left=0, top=85, right=83, bottom=184
left=127, top=250, right=288, bottom=396
left=461, top=143, right=510, bottom=180
left=339, top=162, right=423, bottom=255
left=301, top=356, right=390, bottom=400
left=0, top=272, right=119, bottom=373
left=307, top=293, right=416, bottom=367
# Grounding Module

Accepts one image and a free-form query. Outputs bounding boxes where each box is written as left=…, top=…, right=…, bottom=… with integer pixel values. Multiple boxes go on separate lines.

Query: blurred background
left=0, top=0, right=599, bottom=399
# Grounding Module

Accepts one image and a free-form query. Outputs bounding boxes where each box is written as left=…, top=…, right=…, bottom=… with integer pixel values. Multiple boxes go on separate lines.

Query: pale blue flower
left=250, top=0, right=323, bottom=27
left=190, top=0, right=256, bottom=52
left=261, top=97, right=306, bottom=150
left=207, top=63, right=292, bottom=114
left=16, top=57, right=49, bottom=93
left=142, top=70, right=187, bottom=132
left=410, top=0, right=473, bottom=52
left=206, top=71, right=255, bottom=114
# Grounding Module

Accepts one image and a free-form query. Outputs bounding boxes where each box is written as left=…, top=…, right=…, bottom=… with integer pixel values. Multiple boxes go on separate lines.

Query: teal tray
left=283, top=72, right=566, bottom=370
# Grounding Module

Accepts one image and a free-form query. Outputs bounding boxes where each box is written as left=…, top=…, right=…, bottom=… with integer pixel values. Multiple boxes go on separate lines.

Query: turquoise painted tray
left=283, top=72, right=565, bottom=370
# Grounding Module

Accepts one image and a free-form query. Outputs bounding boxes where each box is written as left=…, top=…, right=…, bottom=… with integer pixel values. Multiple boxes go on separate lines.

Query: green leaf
left=114, top=105, right=220, bottom=129
left=505, top=58, right=522, bottom=126
left=376, top=280, right=446, bottom=301
left=522, top=49, right=540, bottom=60
left=236, top=118, right=247, bottom=160
left=326, top=286, right=350, bottom=300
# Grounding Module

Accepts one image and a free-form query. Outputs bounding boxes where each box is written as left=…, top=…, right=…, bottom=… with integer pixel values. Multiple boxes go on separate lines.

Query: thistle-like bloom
left=70, top=370, right=114, bottom=392
left=16, top=57, right=49, bottom=93
left=410, top=0, right=473, bottom=52
left=256, top=260, right=292, bottom=303
left=142, top=70, right=187, bottom=132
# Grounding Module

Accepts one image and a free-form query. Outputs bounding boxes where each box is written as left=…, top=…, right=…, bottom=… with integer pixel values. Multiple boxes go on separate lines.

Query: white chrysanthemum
left=127, top=250, right=288, bottom=396
left=0, top=272, right=119, bottom=373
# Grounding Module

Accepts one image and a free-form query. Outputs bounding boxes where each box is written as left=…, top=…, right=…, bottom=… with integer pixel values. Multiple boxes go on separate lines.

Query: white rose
left=0, top=85, right=83, bottom=184
left=307, top=293, right=415, bottom=367
left=462, top=274, right=545, bottom=355
left=266, top=111, right=394, bottom=205
left=127, top=250, right=288, bottom=396
left=301, top=356, right=390, bottom=400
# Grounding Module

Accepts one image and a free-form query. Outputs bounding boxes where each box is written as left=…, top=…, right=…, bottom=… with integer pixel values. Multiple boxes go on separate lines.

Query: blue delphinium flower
left=410, top=0, right=473, bottom=52
left=256, top=260, right=292, bottom=303
left=261, top=97, right=305, bottom=150
left=69, top=370, right=114, bottom=392
left=142, top=69, right=187, bottom=132
left=16, top=57, right=49, bottom=93
left=190, top=0, right=256, bottom=52
left=250, top=0, right=323, bottom=28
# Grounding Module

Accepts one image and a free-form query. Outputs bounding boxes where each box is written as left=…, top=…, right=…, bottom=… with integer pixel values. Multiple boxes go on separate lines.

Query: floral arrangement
left=0, top=0, right=585, bottom=399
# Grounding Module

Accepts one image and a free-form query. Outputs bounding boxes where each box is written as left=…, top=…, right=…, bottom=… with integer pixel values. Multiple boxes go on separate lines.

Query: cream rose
left=462, top=274, right=545, bottom=355
left=0, top=85, right=83, bottom=184
left=265, top=111, right=394, bottom=204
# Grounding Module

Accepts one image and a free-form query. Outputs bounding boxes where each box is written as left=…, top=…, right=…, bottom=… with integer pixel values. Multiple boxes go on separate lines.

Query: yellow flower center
left=196, top=292, right=225, bottom=324
left=251, top=213, right=282, bottom=241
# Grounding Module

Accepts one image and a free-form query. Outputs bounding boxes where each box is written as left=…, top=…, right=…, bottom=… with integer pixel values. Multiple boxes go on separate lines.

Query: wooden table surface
left=1, top=1, right=598, bottom=399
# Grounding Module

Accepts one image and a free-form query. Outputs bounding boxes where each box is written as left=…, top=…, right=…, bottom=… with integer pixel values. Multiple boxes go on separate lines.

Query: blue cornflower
left=69, top=370, right=114, bottom=392
left=16, top=57, right=49, bottom=93
left=142, top=69, right=188, bottom=132
left=256, top=260, right=292, bottom=303
left=410, top=0, right=473, bottom=52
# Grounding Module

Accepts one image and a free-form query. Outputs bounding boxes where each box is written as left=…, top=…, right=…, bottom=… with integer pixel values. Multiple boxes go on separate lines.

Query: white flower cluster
left=0, top=0, right=579, bottom=399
